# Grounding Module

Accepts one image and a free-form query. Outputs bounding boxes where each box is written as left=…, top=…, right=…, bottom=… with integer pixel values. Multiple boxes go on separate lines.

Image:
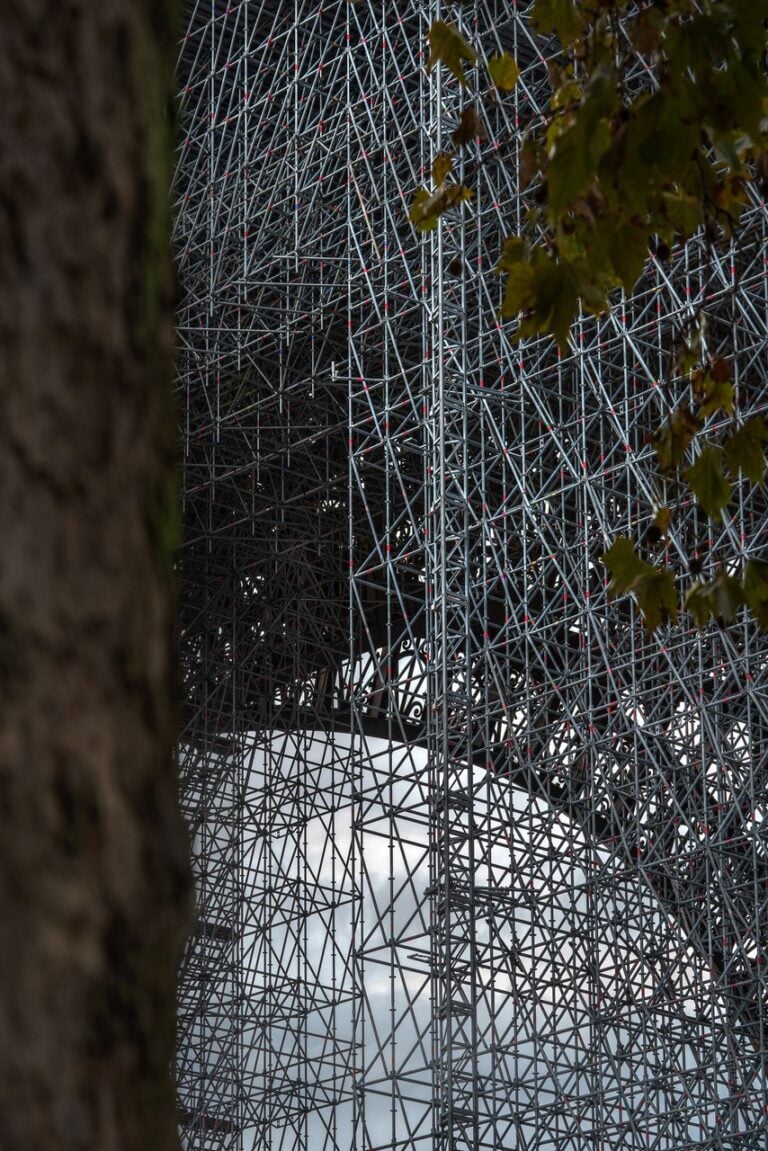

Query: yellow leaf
left=496, top=236, right=526, bottom=271
left=488, top=53, right=520, bottom=91
left=432, top=153, right=454, bottom=186
left=409, top=188, right=440, bottom=233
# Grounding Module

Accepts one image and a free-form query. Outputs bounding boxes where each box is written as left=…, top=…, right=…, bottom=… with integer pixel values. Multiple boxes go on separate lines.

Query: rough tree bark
left=0, top=3, right=190, bottom=1149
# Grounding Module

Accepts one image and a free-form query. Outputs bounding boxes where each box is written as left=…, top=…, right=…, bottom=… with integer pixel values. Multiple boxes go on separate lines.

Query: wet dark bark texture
left=0, top=3, right=189, bottom=1149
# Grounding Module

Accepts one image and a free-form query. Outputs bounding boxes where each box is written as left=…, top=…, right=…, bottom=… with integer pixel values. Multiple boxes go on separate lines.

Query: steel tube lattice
left=174, top=3, right=768, bottom=1150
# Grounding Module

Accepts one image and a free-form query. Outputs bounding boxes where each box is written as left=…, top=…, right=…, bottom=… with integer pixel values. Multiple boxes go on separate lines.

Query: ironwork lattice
left=174, top=3, right=768, bottom=1150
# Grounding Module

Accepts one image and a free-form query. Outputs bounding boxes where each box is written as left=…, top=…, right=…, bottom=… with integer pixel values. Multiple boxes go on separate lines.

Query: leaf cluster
left=416, top=6, right=768, bottom=638
left=605, top=397, right=768, bottom=634
left=409, top=152, right=473, bottom=234
left=601, top=541, right=768, bottom=636
left=602, top=537, right=677, bottom=633
left=417, top=3, right=767, bottom=348
left=654, top=398, right=768, bottom=523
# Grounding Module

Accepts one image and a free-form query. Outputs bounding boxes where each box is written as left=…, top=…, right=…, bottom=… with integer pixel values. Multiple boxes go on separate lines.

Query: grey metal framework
left=174, top=3, right=768, bottom=1150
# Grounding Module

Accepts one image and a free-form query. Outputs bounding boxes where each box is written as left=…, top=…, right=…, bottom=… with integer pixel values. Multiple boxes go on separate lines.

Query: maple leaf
left=409, top=183, right=473, bottom=233
left=743, top=560, right=768, bottom=631
left=601, top=537, right=677, bottom=633
left=723, top=416, right=768, bottom=484
left=685, top=444, right=731, bottom=521
left=685, top=571, right=743, bottom=629
left=531, top=0, right=585, bottom=45
left=653, top=406, right=700, bottom=473
left=427, top=22, right=477, bottom=88
left=488, top=53, right=521, bottom=91
left=691, top=368, right=734, bottom=419
left=432, top=153, right=454, bottom=185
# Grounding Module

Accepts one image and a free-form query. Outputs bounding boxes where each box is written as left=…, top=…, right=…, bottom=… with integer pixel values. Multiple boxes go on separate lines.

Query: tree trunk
left=0, top=3, right=190, bottom=1149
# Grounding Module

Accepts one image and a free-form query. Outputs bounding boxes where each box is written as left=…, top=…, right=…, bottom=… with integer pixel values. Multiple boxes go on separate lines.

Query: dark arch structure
left=174, top=3, right=768, bottom=1149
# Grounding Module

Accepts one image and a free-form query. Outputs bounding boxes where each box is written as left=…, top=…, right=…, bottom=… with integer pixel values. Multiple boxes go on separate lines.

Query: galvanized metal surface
left=174, top=4, right=768, bottom=1149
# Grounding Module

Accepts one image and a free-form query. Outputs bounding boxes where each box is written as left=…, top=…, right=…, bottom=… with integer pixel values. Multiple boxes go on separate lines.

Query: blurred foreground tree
left=0, top=4, right=189, bottom=1149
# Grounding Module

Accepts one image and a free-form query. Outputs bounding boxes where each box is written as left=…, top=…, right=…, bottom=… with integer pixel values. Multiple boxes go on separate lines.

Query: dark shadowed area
left=0, top=4, right=189, bottom=1149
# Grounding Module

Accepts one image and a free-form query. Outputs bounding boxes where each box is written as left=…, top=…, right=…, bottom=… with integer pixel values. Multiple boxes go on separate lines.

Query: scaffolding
left=174, top=3, right=768, bottom=1150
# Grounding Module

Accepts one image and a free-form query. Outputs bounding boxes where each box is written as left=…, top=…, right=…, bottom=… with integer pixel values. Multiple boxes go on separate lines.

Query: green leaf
left=548, top=116, right=611, bottom=218
left=671, top=325, right=705, bottom=378
left=743, top=559, right=768, bottom=631
left=653, top=405, right=701, bottom=473
left=685, top=571, right=744, bottom=629
left=496, top=236, right=527, bottom=271
left=409, top=182, right=473, bottom=234
left=514, top=250, right=579, bottom=350
left=548, top=267, right=579, bottom=351
left=601, top=537, right=677, bottom=633
left=712, top=572, right=744, bottom=623
left=661, top=190, right=703, bottom=238
left=499, top=262, right=536, bottom=316
left=488, top=53, right=520, bottom=91
left=531, top=0, right=586, bottom=46
left=685, top=443, right=731, bottom=521
left=634, top=568, right=678, bottom=634
left=685, top=581, right=712, bottom=630
left=427, top=21, right=477, bottom=88
left=713, top=172, right=750, bottom=234
left=601, top=537, right=648, bottom=597
left=632, top=6, right=664, bottom=56
left=551, top=81, right=583, bottom=111
left=723, top=416, right=768, bottom=484
left=691, top=368, right=735, bottom=419
left=571, top=259, right=612, bottom=316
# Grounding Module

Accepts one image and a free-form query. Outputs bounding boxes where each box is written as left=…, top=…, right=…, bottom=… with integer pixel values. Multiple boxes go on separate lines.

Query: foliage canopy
left=414, top=0, right=768, bottom=634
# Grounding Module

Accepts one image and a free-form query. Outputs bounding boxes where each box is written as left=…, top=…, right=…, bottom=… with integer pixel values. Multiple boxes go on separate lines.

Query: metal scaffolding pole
left=174, top=3, right=768, bottom=1150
